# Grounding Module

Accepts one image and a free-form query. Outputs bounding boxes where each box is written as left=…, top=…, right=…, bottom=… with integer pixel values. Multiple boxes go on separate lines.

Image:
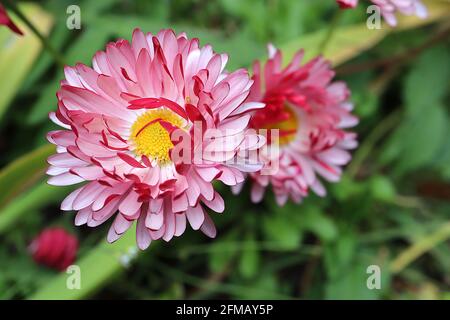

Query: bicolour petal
left=48, top=28, right=264, bottom=249
left=242, top=45, right=358, bottom=205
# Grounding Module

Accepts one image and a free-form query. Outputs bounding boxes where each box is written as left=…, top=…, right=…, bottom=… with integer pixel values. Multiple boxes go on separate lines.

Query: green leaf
left=385, top=104, right=447, bottom=174
left=279, top=23, right=388, bottom=67
left=369, top=175, right=396, bottom=203
left=0, top=4, right=52, bottom=120
left=390, top=221, right=450, bottom=274
left=403, top=45, right=450, bottom=116
left=325, top=254, right=390, bottom=299
left=219, top=0, right=268, bottom=41
left=331, top=175, right=367, bottom=201
left=378, top=9, right=450, bottom=173
left=325, top=245, right=392, bottom=299
left=237, top=275, right=281, bottom=299
left=0, top=144, right=54, bottom=209
left=432, top=127, right=450, bottom=179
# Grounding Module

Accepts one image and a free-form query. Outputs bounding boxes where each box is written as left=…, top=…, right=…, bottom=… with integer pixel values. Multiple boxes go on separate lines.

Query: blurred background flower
left=29, top=227, right=78, bottom=271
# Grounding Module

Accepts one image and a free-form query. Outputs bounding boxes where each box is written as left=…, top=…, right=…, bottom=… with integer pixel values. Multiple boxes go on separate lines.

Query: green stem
left=317, top=9, right=343, bottom=55
left=3, top=0, right=66, bottom=68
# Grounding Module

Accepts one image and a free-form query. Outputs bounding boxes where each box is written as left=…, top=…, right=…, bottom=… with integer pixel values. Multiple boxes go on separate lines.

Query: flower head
left=47, top=29, right=265, bottom=249
left=237, top=45, right=358, bottom=206
left=336, top=0, right=358, bottom=9
left=30, top=228, right=78, bottom=271
left=0, top=4, right=23, bottom=35
left=336, top=0, right=427, bottom=26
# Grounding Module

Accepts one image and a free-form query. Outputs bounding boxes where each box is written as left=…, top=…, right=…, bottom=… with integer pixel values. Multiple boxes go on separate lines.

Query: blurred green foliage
left=0, top=0, right=449, bottom=300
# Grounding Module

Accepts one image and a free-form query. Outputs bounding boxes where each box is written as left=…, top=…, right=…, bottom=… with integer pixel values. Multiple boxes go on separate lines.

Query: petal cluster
left=47, top=29, right=264, bottom=249
left=240, top=45, right=358, bottom=206
left=336, top=0, right=427, bottom=26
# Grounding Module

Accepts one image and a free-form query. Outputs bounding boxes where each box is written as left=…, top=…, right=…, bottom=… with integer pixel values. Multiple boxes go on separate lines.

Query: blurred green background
left=0, top=0, right=449, bottom=300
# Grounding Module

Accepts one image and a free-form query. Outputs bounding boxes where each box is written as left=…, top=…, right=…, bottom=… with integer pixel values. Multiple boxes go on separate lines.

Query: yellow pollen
left=263, top=104, right=299, bottom=145
left=130, top=108, right=184, bottom=164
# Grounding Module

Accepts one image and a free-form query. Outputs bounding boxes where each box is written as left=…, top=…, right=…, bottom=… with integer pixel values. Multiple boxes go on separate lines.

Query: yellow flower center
left=263, top=105, right=299, bottom=145
left=130, top=108, right=184, bottom=164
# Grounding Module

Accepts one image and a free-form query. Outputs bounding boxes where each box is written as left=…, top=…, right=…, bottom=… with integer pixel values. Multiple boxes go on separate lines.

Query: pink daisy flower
left=0, top=4, right=23, bottom=35
left=336, top=0, right=427, bottom=26
left=235, top=45, right=358, bottom=206
left=47, top=29, right=265, bottom=249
